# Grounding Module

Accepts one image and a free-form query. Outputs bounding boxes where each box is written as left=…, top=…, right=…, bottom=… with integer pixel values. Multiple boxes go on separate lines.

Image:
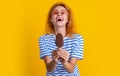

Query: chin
left=56, top=24, right=65, bottom=27
left=56, top=23, right=66, bottom=27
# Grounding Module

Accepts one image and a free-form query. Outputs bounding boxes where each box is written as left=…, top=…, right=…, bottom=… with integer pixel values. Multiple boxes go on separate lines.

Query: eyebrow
left=62, top=9, right=66, bottom=11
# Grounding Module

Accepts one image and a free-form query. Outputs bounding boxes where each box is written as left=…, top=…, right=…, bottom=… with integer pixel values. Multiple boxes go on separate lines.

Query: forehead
left=52, top=6, right=67, bottom=11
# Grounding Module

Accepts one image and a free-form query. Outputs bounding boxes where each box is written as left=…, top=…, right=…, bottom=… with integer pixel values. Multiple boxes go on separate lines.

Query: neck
left=54, top=25, right=66, bottom=38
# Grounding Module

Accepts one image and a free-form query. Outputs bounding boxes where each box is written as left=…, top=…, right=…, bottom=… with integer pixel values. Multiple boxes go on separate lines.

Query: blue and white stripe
left=38, top=34, right=84, bottom=76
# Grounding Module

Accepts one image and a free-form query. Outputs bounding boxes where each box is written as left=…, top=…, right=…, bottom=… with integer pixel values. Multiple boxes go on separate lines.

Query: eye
left=61, top=11, right=65, bottom=14
left=52, top=11, right=58, bottom=15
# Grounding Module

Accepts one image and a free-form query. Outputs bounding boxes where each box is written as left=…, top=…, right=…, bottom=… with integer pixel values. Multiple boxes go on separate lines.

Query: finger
left=59, top=54, right=67, bottom=59
left=56, top=51, right=59, bottom=56
left=58, top=50, right=69, bottom=58
left=60, top=49, right=66, bottom=54
left=62, top=50, right=69, bottom=56
left=60, top=51, right=64, bottom=54
left=52, top=50, right=59, bottom=55
left=54, top=55, right=59, bottom=59
left=59, top=48, right=62, bottom=51
left=59, top=48, right=64, bottom=53
left=59, top=51, right=68, bottom=57
left=52, top=51, right=56, bottom=55
left=59, top=52, right=66, bottom=57
left=59, top=58, right=64, bottom=62
left=59, top=54, right=69, bottom=61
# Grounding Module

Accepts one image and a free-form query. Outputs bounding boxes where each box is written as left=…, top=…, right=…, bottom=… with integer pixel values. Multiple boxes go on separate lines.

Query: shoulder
left=72, top=34, right=84, bottom=45
left=39, top=34, right=54, bottom=40
left=72, top=33, right=84, bottom=40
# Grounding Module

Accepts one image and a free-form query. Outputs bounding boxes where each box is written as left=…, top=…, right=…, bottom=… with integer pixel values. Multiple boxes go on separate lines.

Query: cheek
left=64, top=15, right=68, bottom=22
left=51, top=15, right=57, bottom=20
left=51, top=16, right=55, bottom=21
left=51, top=15, right=57, bottom=24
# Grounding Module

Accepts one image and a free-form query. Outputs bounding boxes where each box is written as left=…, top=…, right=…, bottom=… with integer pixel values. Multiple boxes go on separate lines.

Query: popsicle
left=55, top=33, right=64, bottom=48
left=55, top=33, right=64, bottom=60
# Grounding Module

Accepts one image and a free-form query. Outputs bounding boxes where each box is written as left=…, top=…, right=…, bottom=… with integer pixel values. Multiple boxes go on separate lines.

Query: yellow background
left=0, top=0, right=120, bottom=76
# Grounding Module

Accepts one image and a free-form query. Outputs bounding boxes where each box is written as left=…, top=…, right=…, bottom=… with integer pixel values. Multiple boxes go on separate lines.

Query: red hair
left=45, top=2, right=76, bottom=37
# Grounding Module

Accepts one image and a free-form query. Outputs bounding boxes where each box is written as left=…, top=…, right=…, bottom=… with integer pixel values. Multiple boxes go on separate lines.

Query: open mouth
left=56, top=18, right=64, bottom=22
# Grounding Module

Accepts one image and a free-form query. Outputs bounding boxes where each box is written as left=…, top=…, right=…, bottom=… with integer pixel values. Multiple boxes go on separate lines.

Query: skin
left=43, top=6, right=78, bottom=73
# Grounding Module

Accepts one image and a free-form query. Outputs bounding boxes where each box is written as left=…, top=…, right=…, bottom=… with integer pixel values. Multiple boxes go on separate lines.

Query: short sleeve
left=38, top=36, right=51, bottom=59
left=71, top=34, right=84, bottom=60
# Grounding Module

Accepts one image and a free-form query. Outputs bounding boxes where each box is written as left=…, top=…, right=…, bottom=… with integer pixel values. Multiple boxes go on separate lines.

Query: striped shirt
left=38, top=34, right=84, bottom=76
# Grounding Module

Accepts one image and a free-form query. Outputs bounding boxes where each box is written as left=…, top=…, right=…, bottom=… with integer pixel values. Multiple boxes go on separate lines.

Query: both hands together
left=52, top=48, right=69, bottom=64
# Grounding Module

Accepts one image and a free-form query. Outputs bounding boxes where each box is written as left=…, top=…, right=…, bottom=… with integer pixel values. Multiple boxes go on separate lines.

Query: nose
left=58, top=12, right=62, bottom=16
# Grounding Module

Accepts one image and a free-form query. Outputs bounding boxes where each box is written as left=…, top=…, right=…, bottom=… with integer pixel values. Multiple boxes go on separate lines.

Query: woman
left=39, top=2, right=84, bottom=76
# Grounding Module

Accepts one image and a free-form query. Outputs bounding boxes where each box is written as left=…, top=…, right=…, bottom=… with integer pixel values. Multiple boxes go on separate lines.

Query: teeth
left=57, top=18, right=63, bottom=22
left=58, top=19, right=62, bottom=21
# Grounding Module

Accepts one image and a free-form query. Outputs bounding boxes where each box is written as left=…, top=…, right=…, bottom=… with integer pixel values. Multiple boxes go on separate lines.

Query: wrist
left=62, top=61, right=68, bottom=65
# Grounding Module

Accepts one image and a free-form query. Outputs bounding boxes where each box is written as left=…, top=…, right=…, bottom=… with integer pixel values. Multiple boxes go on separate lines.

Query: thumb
left=58, top=48, right=62, bottom=51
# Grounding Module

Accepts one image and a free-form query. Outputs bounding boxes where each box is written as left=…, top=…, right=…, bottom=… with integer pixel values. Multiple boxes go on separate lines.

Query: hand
left=58, top=48, right=69, bottom=64
left=52, top=50, right=59, bottom=63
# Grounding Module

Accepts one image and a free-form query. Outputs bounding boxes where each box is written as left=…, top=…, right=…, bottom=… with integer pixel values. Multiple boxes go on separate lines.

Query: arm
left=43, top=50, right=59, bottom=72
left=63, top=34, right=84, bottom=73
left=62, top=58, right=78, bottom=73
left=58, top=49, right=78, bottom=73
left=43, top=56, right=57, bottom=72
left=58, top=34, right=84, bottom=73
